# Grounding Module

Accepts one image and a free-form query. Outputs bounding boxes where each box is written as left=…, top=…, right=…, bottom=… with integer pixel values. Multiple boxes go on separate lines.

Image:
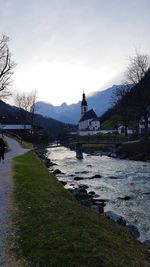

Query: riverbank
left=44, top=145, right=150, bottom=242
left=118, top=139, right=150, bottom=161
left=74, top=139, right=150, bottom=162
left=10, top=151, right=150, bottom=266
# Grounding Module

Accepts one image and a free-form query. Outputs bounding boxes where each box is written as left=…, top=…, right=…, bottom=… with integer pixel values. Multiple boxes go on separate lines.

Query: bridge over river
left=48, top=137, right=127, bottom=149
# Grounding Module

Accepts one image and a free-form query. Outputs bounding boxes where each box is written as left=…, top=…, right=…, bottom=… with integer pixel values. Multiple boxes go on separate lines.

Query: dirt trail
left=0, top=136, right=29, bottom=267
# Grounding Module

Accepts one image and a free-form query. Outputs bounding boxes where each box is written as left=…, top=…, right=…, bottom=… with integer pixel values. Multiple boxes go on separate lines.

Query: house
left=139, top=117, right=150, bottom=134
left=118, top=117, right=150, bottom=135
left=78, top=92, right=100, bottom=136
left=0, top=116, right=32, bottom=133
left=0, top=124, right=32, bottom=131
left=118, top=126, right=134, bottom=135
left=0, top=116, right=43, bottom=140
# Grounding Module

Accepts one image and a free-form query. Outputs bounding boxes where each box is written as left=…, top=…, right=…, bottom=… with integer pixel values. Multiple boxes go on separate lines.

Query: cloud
left=1, top=0, right=150, bottom=105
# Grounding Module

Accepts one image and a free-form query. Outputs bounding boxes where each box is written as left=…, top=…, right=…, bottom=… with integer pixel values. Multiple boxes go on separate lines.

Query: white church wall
left=79, top=119, right=93, bottom=130
left=89, top=120, right=100, bottom=130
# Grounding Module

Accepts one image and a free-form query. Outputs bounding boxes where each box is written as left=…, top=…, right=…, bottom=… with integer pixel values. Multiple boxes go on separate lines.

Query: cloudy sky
left=1, top=0, right=150, bottom=105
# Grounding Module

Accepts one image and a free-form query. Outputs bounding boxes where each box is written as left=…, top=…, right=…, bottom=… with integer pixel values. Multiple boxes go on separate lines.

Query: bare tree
left=29, top=90, right=37, bottom=125
left=112, top=52, right=150, bottom=135
left=112, top=85, right=132, bottom=136
left=0, top=34, right=15, bottom=99
left=15, top=90, right=37, bottom=126
left=125, top=51, right=149, bottom=85
left=133, top=69, right=150, bottom=136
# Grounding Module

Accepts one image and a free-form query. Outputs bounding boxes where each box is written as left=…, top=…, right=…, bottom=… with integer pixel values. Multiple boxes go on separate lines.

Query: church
left=78, top=92, right=100, bottom=136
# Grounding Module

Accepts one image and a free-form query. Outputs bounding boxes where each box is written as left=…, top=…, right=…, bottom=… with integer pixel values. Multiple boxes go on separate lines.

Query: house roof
left=90, top=118, right=99, bottom=122
left=79, top=109, right=98, bottom=122
left=0, top=124, right=32, bottom=130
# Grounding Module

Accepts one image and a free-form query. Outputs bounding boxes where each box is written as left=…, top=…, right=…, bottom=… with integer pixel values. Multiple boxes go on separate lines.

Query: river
left=46, top=146, right=150, bottom=242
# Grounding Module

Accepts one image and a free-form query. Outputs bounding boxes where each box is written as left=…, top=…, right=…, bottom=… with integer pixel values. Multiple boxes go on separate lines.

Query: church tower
left=81, top=91, right=88, bottom=117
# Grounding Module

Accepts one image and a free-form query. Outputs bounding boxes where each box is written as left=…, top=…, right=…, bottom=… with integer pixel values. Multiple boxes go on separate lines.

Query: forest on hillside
left=100, top=52, right=150, bottom=136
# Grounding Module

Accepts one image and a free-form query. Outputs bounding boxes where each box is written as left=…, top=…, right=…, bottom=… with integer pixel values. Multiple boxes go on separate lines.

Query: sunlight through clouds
left=1, top=0, right=149, bottom=105
left=14, top=60, right=119, bottom=105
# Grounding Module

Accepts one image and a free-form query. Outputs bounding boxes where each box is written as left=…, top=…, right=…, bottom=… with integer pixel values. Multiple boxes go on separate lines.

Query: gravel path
left=0, top=136, right=29, bottom=267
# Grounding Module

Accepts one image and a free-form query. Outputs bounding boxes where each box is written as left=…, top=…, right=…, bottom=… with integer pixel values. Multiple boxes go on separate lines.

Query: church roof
left=79, top=109, right=98, bottom=122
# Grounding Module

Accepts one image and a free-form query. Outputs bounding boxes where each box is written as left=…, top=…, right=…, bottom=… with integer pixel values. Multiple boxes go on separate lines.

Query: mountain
left=35, top=101, right=80, bottom=125
left=35, top=85, right=119, bottom=124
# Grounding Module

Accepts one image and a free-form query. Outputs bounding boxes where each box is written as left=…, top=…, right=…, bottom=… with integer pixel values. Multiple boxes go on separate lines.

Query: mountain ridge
left=35, top=85, right=119, bottom=124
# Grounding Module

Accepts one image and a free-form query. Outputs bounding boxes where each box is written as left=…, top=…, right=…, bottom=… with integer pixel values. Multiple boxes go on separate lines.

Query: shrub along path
left=0, top=135, right=29, bottom=267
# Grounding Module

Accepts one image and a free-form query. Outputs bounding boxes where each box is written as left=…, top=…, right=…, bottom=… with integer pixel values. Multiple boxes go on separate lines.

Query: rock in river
left=126, top=224, right=140, bottom=239
left=60, top=181, right=67, bottom=186
left=120, top=196, right=131, bottom=201
left=53, top=169, right=64, bottom=174
left=74, top=177, right=84, bottom=181
left=105, top=211, right=126, bottom=226
left=90, top=174, right=102, bottom=179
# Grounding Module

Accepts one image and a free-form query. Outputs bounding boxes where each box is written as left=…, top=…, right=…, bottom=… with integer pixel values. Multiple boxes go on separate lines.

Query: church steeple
left=81, top=91, right=88, bottom=117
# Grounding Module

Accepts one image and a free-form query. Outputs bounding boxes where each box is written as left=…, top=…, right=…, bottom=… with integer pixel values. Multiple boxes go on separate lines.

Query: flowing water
left=46, top=146, right=150, bottom=242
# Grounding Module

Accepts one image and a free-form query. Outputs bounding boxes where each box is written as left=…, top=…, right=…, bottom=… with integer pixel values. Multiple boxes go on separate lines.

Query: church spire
left=81, top=90, right=88, bottom=117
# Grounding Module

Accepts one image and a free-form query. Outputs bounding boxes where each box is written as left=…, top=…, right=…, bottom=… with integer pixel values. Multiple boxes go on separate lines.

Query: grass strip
left=19, top=140, right=33, bottom=149
left=12, top=151, right=150, bottom=267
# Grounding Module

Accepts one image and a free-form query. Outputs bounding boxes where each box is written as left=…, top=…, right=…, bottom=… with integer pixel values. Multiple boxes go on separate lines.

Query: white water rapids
left=46, top=146, right=150, bottom=242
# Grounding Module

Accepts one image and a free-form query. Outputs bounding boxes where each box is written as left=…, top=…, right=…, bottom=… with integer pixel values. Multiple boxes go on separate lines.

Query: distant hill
left=0, top=100, right=72, bottom=140
left=35, top=85, right=120, bottom=124
left=0, top=100, right=18, bottom=116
